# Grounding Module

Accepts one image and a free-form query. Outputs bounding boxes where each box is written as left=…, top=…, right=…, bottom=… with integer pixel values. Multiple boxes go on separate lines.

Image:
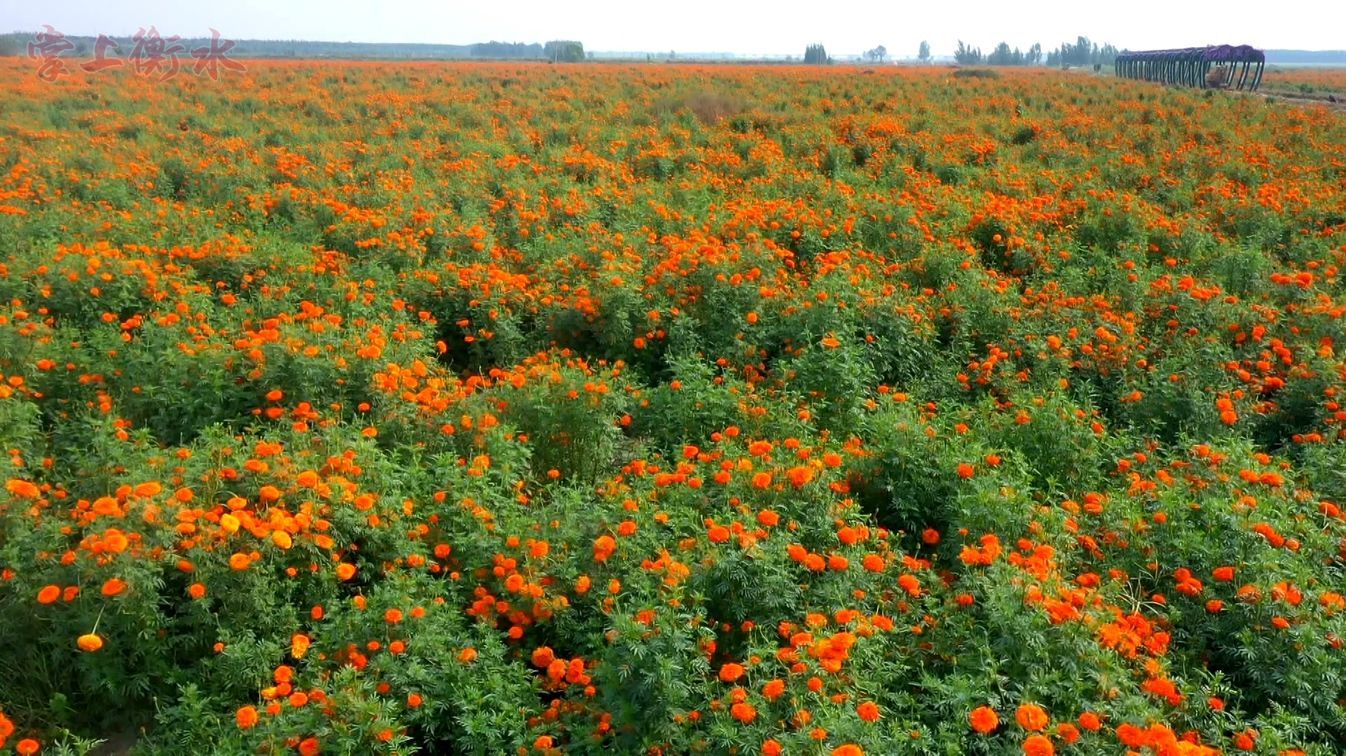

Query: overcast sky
left=2, top=0, right=1336, bottom=57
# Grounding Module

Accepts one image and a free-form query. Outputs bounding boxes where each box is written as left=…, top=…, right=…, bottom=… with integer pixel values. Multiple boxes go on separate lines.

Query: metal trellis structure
left=1114, top=45, right=1265, bottom=91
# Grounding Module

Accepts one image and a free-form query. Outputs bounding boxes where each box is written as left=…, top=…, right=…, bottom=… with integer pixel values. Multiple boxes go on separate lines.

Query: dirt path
left=1251, top=89, right=1346, bottom=113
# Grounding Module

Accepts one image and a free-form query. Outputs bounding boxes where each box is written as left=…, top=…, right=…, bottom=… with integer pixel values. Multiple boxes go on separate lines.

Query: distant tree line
left=544, top=40, right=585, bottom=62
left=471, top=41, right=544, bottom=58
left=1045, top=37, right=1118, bottom=67
left=0, top=31, right=586, bottom=61
left=955, top=36, right=1117, bottom=67
left=804, top=44, right=830, bottom=64
left=955, top=42, right=1041, bottom=66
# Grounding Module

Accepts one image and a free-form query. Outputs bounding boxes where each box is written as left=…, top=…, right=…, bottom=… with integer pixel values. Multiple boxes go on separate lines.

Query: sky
left=1, top=0, right=1337, bottom=57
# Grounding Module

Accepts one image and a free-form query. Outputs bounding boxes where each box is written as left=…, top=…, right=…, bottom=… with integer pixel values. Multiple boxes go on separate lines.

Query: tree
left=1046, top=37, right=1117, bottom=68
left=1074, top=36, right=1092, bottom=66
left=982, top=42, right=1030, bottom=66
left=987, top=42, right=1013, bottom=66
left=864, top=45, right=887, bottom=63
left=804, top=44, right=829, bottom=65
left=543, top=40, right=585, bottom=63
left=918, top=40, right=931, bottom=63
left=954, top=40, right=982, bottom=66
left=1027, top=43, right=1042, bottom=66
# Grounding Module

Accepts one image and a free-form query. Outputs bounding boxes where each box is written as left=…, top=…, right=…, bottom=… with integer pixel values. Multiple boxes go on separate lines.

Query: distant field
left=1, top=60, right=1345, bottom=756
left=1263, top=66, right=1346, bottom=91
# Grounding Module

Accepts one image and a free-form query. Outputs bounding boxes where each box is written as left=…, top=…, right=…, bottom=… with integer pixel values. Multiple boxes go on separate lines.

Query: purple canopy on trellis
left=1114, top=45, right=1265, bottom=91
left=1200, top=45, right=1265, bottom=63
left=1116, top=45, right=1265, bottom=63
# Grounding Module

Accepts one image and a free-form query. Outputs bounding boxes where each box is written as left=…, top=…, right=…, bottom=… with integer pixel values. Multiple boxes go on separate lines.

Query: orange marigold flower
left=1023, top=734, right=1055, bottom=756
left=77, top=633, right=104, bottom=652
left=1016, top=703, right=1049, bottom=731
left=719, top=662, right=745, bottom=683
left=6, top=479, right=41, bottom=499
left=532, top=646, right=556, bottom=668
left=970, top=706, right=999, bottom=734
left=101, top=578, right=127, bottom=597
left=132, top=481, right=161, bottom=497
left=1116, top=723, right=1146, bottom=747
left=16, top=739, right=41, bottom=756
left=36, top=585, right=61, bottom=605
left=1056, top=723, right=1080, bottom=744
left=857, top=701, right=881, bottom=722
left=593, top=535, right=616, bottom=562
left=762, top=679, right=786, bottom=700
left=786, top=466, right=814, bottom=488
left=898, top=574, right=922, bottom=597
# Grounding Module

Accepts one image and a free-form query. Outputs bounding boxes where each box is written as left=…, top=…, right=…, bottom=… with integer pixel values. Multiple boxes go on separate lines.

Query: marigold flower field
left=1, top=59, right=1345, bottom=755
